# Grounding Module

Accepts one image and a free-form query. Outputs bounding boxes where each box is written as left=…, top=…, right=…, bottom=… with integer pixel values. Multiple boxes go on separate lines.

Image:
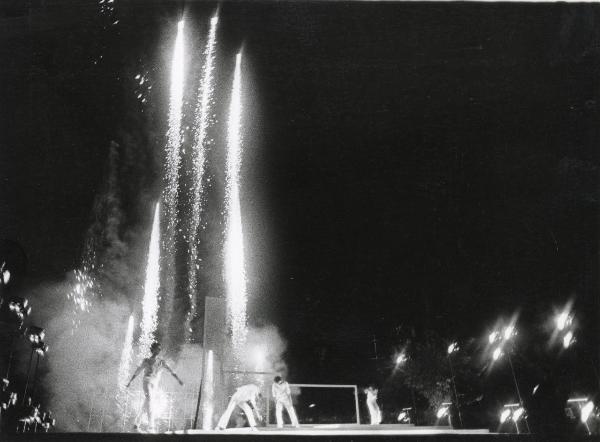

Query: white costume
left=365, top=387, right=381, bottom=425
left=272, top=380, right=300, bottom=428
left=217, top=384, right=261, bottom=429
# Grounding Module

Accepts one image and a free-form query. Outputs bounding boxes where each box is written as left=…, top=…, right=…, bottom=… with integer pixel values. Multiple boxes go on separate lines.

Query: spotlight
left=500, top=408, right=512, bottom=423
left=8, top=297, right=31, bottom=317
left=26, top=326, right=45, bottom=344
left=447, top=342, right=459, bottom=354
left=556, top=311, right=572, bottom=331
left=492, top=347, right=503, bottom=361
left=581, top=401, right=594, bottom=423
left=563, top=331, right=575, bottom=349
left=41, top=411, right=56, bottom=432
left=2, top=269, right=10, bottom=285
left=1, top=390, right=17, bottom=410
left=436, top=402, right=451, bottom=419
left=396, top=352, right=407, bottom=365
left=512, top=407, right=525, bottom=422
left=211, top=15, right=219, bottom=25
left=489, top=331, right=500, bottom=344
left=503, top=325, right=516, bottom=340
left=397, top=408, right=412, bottom=423
left=33, top=341, right=48, bottom=356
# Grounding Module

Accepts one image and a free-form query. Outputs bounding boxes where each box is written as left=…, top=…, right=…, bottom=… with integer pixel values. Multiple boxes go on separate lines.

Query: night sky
left=1, top=1, right=599, bottom=391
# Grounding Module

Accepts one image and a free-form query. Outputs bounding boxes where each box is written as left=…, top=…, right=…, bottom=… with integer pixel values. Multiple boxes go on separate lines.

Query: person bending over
left=216, top=384, right=263, bottom=430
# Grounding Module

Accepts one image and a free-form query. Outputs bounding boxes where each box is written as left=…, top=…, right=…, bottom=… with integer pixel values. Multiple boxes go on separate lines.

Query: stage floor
left=171, top=423, right=492, bottom=436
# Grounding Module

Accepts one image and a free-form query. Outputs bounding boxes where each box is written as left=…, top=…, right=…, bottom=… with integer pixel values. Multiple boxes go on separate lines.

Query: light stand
left=446, top=343, right=463, bottom=428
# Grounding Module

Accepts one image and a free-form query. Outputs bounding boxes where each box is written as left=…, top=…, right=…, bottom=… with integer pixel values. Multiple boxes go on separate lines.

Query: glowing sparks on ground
left=187, top=14, right=219, bottom=340
left=118, top=315, right=135, bottom=389
left=139, top=203, right=161, bottom=359
left=224, top=52, right=247, bottom=351
left=201, top=350, right=214, bottom=430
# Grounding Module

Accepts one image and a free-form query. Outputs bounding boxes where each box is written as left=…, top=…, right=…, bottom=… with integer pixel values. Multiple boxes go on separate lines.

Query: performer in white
left=126, top=342, right=184, bottom=432
left=216, top=383, right=263, bottom=430
left=271, top=376, right=300, bottom=428
left=364, top=386, right=382, bottom=425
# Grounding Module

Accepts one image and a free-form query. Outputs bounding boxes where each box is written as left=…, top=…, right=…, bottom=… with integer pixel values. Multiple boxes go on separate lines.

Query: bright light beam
left=224, top=52, right=247, bottom=352
left=139, top=203, right=161, bottom=358
left=187, top=13, right=219, bottom=339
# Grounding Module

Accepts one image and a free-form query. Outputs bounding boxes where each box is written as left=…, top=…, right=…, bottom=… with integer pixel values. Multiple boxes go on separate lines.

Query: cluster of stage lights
left=555, top=308, right=575, bottom=349
left=8, top=297, right=31, bottom=325
left=489, top=323, right=517, bottom=361
left=26, top=326, right=49, bottom=356
left=499, top=403, right=526, bottom=424
left=567, top=397, right=597, bottom=431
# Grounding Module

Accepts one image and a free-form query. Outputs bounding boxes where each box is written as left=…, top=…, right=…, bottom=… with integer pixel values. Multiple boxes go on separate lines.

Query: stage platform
left=4, top=424, right=599, bottom=442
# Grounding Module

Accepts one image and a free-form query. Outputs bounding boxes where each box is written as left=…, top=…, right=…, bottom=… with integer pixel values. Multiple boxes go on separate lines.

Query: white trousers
left=367, top=400, right=381, bottom=425
left=275, top=399, right=299, bottom=428
left=217, top=400, right=256, bottom=429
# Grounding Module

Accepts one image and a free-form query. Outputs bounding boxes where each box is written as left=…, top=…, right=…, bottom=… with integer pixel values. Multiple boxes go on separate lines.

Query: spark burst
left=139, top=203, right=161, bottom=359
left=66, top=245, right=98, bottom=331
left=224, top=52, right=247, bottom=351
left=160, top=20, right=186, bottom=343
left=187, top=14, right=219, bottom=339
left=118, top=315, right=135, bottom=389
left=163, top=20, right=186, bottom=235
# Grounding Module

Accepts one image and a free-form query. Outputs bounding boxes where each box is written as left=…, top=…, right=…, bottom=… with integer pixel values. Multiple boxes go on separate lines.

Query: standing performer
left=364, top=386, right=382, bottom=425
left=271, top=376, right=300, bottom=428
left=126, top=342, right=184, bottom=433
left=216, top=383, right=263, bottom=430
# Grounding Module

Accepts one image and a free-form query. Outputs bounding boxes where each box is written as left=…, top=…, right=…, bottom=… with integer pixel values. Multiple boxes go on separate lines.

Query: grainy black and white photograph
left=0, top=1, right=599, bottom=441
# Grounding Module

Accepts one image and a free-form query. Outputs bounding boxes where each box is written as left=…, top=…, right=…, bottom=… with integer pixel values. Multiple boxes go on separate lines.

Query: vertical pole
left=507, top=354, right=530, bottom=433
left=354, top=386, right=360, bottom=424
left=22, top=348, right=34, bottom=404
left=447, top=355, right=463, bottom=428
left=5, top=334, right=14, bottom=378
left=411, top=388, right=417, bottom=425
left=30, top=354, right=40, bottom=401
left=193, top=346, right=206, bottom=429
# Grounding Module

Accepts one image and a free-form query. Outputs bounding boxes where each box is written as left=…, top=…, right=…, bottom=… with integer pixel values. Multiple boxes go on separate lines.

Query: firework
left=139, top=203, right=161, bottom=359
left=186, top=14, right=219, bottom=340
left=224, top=53, right=247, bottom=351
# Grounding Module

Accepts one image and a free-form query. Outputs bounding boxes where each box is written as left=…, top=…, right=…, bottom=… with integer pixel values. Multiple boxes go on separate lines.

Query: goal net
left=266, top=384, right=360, bottom=425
